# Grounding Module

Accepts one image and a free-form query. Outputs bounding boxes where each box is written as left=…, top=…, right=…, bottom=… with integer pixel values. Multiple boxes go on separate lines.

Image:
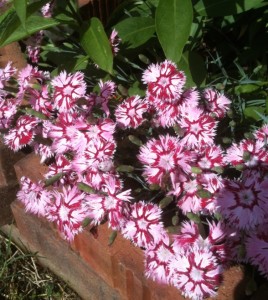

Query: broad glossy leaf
left=178, top=51, right=206, bottom=87
left=13, top=0, right=27, bottom=29
left=195, top=0, right=266, bottom=16
left=156, top=0, right=193, bottom=63
left=80, top=18, right=113, bottom=74
left=244, top=106, right=266, bottom=121
left=115, top=17, right=155, bottom=48
left=0, top=15, right=60, bottom=47
left=0, top=1, right=59, bottom=47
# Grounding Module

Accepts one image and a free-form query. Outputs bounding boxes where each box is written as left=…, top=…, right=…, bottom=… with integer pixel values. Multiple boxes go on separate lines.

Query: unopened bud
left=191, top=166, right=202, bottom=174
left=212, top=166, right=223, bottom=174
left=128, top=135, right=142, bottom=146
left=149, top=184, right=160, bottom=191
left=235, top=164, right=244, bottom=171
left=229, top=120, right=236, bottom=127
left=172, top=214, right=179, bottom=226
left=222, top=137, right=232, bottom=144
left=159, top=196, right=173, bottom=209
left=243, top=151, right=251, bottom=161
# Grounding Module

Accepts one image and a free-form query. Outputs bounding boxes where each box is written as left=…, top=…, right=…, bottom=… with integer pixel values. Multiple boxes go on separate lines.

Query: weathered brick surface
left=11, top=201, right=121, bottom=300
left=0, top=140, right=25, bottom=226
left=0, top=42, right=27, bottom=69
left=72, top=225, right=184, bottom=300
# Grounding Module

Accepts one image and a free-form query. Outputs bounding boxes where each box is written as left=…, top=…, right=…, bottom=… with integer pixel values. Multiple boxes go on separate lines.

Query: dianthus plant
left=1, top=58, right=268, bottom=300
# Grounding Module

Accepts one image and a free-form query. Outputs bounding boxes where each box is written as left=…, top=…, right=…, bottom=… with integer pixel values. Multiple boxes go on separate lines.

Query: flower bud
left=159, top=196, right=173, bottom=209
left=128, top=135, right=143, bottom=146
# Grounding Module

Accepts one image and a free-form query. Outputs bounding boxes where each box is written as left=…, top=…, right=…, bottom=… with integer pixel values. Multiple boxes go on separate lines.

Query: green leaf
left=44, top=173, right=64, bottom=187
left=178, top=51, right=206, bottom=87
left=194, top=0, right=265, bottom=16
left=186, top=212, right=201, bottom=224
left=0, top=0, right=54, bottom=46
left=235, top=84, right=261, bottom=95
left=159, top=196, right=173, bottom=209
left=244, top=106, right=266, bottom=121
left=115, top=17, right=155, bottom=48
left=24, top=108, right=48, bottom=120
left=128, top=135, right=143, bottom=146
left=116, top=165, right=135, bottom=173
left=13, top=0, right=27, bottom=30
left=80, top=18, right=113, bottom=74
left=77, top=182, right=96, bottom=194
left=108, top=230, right=117, bottom=246
left=156, top=0, right=193, bottom=62
left=0, top=15, right=60, bottom=47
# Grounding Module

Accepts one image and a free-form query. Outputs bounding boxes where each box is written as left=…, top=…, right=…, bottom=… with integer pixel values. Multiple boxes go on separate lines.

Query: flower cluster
left=1, top=58, right=268, bottom=300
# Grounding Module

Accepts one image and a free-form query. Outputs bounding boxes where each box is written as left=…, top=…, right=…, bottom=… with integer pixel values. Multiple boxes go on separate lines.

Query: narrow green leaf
left=77, top=182, right=96, bottom=194
left=108, top=230, right=117, bottom=246
left=186, top=212, right=201, bottom=224
left=45, top=173, right=64, bottom=187
left=194, top=0, right=266, bottom=17
left=82, top=217, right=92, bottom=228
left=80, top=17, right=113, bottom=74
left=13, top=0, right=27, bottom=29
left=156, top=0, right=193, bottom=63
left=24, top=108, right=48, bottom=120
left=115, top=17, right=155, bottom=48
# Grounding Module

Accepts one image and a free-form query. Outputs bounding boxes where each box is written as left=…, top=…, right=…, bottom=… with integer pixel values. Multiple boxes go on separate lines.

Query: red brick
left=13, top=153, right=47, bottom=182
left=0, top=140, right=25, bottom=187
left=0, top=141, right=25, bottom=225
left=11, top=200, right=121, bottom=300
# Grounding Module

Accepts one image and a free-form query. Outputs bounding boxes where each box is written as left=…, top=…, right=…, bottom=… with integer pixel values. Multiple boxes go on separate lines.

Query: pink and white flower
left=169, top=249, right=223, bottom=300
left=246, top=229, right=268, bottom=279
left=17, top=176, right=51, bottom=217
left=202, top=88, right=231, bottom=118
left=4, top=115, right=39, bottom=151
left=46, top=185, right=87, bottom=241
left=109, top=29, right=121, bottom=56
left=179, top=105, right=217, bottom=149
left=0, top=97, right=18, bottom=129
left=85, top=176, right=132, bottom=230
left=144, top=240, right=174, bottom=284
left=217, top=174, right=268, bottom=230
left=29, top=85, right=53, bottom=117
left=0, top=61, right=17, bottom=89
left=51, top=71, right=86, bottom=112
left=121, top=201, right=166, bottom=248
left=115, top=95, right=148, bottom=129
left=138, top=135, right=193, bottom=188
left=143, top=60, right=186, bottom=103
left=225, top=139, right=268, bottom=169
